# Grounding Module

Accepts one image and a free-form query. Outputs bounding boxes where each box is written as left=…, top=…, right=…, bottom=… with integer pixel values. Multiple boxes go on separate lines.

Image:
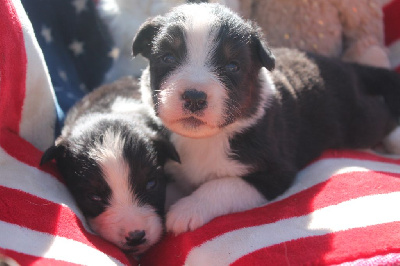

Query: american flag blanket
left=0, top=0, right=133, bottom=265
left=0, top=0, right=399, bottom=265
left=20, top=0, right=114, bottom=134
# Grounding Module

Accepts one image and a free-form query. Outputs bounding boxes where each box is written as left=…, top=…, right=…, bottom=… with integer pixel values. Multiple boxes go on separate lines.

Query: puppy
left=41, top=77, right=180, bottom=254
left=132, top=3, right=400, bottom=234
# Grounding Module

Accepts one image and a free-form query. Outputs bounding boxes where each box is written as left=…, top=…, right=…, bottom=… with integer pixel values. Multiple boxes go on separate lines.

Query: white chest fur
left=165, top=132, right=250, bottom=193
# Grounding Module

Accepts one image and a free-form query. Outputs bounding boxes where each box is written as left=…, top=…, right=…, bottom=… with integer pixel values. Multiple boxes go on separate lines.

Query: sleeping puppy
left=132, top=3, right=400, bottom=234
left=40, top=77, right=180, bottom=254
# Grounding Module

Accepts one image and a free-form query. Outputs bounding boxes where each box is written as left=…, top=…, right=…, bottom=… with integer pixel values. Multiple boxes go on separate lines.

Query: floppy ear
left=251, top=34, right=275, bottom=71
left=153, top=137, right=181, bottom=165
left=40, top=138, right=67, bottom=165
left=132, top=16, right=164, bottom=59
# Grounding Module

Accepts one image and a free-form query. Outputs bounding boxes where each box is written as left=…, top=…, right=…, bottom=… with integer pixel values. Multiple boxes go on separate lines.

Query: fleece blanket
left=0, top=0, right=134, bottom=265
left=0, top=0, right=399, bottom=265
left=20, top=0, right=114, bottom=129
left=141, top=151, right=400, bottom=265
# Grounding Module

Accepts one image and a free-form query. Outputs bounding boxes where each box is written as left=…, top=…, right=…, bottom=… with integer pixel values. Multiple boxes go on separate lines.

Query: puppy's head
left=41, top=117, right=180, bottom=255
left=133, top=3, right=275, bottom=138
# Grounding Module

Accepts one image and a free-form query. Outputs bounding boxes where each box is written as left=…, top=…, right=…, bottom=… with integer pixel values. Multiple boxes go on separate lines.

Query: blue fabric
left=21, top=0, right=114, bottom=134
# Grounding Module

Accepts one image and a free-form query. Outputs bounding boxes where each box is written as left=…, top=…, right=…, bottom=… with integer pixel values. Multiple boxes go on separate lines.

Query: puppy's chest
left=165, top=133, right=250, bottom=192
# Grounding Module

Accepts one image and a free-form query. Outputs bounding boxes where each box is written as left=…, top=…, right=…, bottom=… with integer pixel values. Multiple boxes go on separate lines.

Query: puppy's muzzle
left=182, top=89, right=208, bottom=113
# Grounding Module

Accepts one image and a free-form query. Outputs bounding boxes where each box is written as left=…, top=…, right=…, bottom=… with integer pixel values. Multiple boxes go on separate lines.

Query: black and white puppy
left=41, top=77, right=180, bottom=254
left=132, top=3, right=400, bottom=234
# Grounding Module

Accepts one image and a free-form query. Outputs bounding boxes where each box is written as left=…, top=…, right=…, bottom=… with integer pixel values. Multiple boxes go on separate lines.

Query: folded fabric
left=21, top=0, right=114, bottom=132
left=141, top=150, right=400, bottom=265
left=0, top=0, right=134, bottom=264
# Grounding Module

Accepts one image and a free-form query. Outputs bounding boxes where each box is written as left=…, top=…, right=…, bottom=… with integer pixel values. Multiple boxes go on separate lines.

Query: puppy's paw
left=383, top=126, right=400, bottom=154
left=166, top=195, right=212, bottom=235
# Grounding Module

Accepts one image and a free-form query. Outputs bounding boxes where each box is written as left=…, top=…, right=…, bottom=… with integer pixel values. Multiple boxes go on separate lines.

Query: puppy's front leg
left=166, top=177, right=267, bottom=235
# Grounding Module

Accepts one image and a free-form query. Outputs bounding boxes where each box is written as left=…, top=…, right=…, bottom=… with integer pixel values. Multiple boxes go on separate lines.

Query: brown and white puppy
left=41, top=77, right=180, bottom=254
left=132, top=3, right=400, bottom=235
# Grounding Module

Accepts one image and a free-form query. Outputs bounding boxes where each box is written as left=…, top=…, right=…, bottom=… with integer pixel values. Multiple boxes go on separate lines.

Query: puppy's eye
left=225, top=62, right=240, bottom=72
left=162, top=53, right=177, bottom=64
left=88, top=194, right=102, bottom=202
left=146, top=179, right=158, bottom=190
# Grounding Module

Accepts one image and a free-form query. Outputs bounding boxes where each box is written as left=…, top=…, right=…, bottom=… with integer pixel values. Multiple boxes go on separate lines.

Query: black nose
left=182, top=89, right=207, bottom=113
left=125, top=230, right=146, bottom=246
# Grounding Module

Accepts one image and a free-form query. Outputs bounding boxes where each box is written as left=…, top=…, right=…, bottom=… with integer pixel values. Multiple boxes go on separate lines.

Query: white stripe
left=388, top=39, right=400, bottom=69
left=340, top=253, right=400, bottom=266
left=0, top=221, right=123, bottom=266
left=275, top=156, right=400, bottom=202
left=185, top=192, right=400, bottom=266
left=0, top=147, right=90, bottom=231
left=11, top=0, right=57, bottom=151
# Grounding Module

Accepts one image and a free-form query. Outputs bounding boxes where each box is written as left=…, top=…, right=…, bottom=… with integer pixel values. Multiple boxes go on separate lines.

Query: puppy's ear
left=132, top=16, right=164, bottom=59
left=40, top=139, right=67, bottom=165
left=153, top=138, right=181, bottom=165
left=251, top=33, right=275, bottom=71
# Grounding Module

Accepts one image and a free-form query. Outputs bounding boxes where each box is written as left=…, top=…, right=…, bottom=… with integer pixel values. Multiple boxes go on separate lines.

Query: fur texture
left=132, top=3, right=400, bottom=234
left=41, top=77, right=180, bottom=254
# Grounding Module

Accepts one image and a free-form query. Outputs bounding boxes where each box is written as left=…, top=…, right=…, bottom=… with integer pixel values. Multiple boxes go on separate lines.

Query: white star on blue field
left=21, top=0, right=117, bottom=129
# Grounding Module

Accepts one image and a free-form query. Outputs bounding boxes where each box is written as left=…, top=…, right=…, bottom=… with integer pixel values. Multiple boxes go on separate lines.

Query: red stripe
left=141, top=169, right=400, bottom=265
left=0, top=0, right=60, bottom=185
left=0, top=0, right=27, bottom=134
left=0, top=248, right=80, bottom=266
left=0, top=129, right=63, bottom=183
left=314, top=149, right=400, bottom=165
left=384, top=0, right=400, bottom=45
left=206, top=171, right=400, bottom=234
left=0, top=186, right=132, bottom=265
left=0, top=2, right=134, bottom=265
left=232, top=222, right=400, bottom=265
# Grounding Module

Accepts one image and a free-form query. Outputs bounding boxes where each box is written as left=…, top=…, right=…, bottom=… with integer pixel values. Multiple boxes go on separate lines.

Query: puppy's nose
left=125, top=230, right=146, bottom=246
left=182, top=89, right=207, bottom=113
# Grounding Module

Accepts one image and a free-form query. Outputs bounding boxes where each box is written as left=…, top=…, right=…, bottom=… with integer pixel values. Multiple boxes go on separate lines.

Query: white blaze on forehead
left=179, top=5, right=219, bottom=70
left=90, top=129, right=136, bottom=207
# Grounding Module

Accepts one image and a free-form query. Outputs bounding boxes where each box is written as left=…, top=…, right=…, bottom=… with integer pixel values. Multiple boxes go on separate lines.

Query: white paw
left=383, top=126, right=400, bottom=154
left=166, top=195, right=213, bottom=235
